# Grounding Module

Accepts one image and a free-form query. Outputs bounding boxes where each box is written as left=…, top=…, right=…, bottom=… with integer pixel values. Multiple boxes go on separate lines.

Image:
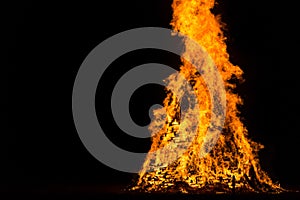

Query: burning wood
left=132, top=0, right=283, bottom=193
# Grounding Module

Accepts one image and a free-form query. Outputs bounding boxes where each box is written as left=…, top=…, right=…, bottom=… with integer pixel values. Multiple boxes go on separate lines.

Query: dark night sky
left=4, top=0, right=300, bottom=190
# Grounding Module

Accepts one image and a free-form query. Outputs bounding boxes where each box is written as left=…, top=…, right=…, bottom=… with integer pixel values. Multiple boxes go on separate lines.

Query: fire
left=132, top=0, right=282, bottom=193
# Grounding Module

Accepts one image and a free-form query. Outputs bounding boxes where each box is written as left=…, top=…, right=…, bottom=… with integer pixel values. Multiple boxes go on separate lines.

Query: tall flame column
left=133, top=0, right=282, bottom=193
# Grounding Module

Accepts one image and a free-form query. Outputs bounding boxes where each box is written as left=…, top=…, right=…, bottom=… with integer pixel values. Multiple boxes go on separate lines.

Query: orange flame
left=133, top=0, right=282, bottom=193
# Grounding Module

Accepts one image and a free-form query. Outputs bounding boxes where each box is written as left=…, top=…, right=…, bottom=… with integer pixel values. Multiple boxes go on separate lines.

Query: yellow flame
left=133, top=0, right=282, bottom=193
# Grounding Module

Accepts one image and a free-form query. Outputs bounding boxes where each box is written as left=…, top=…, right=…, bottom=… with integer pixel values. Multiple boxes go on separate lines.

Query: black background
left=5, top=0, right=300, bottom=192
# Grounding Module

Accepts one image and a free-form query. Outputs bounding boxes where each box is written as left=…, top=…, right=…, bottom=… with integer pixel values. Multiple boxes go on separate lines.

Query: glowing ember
left=132, top=0, right=283, bottom=193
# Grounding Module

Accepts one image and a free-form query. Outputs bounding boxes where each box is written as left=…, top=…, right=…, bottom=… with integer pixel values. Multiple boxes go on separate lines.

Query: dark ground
left=4, top=0, right=300, bottom=199
left=1, top=184, right=300, bottom=200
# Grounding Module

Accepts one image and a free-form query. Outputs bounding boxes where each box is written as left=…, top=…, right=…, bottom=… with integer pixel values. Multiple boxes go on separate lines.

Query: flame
left=132, top=0, right=282, bottom=193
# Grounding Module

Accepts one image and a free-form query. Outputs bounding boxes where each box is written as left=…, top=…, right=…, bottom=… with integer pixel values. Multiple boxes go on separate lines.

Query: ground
left=1, top=184, right=299, bottom=200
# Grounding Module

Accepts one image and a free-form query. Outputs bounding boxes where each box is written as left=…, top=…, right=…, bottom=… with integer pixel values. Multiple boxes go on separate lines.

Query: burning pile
left=132, top=0, right=282, bottom=193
